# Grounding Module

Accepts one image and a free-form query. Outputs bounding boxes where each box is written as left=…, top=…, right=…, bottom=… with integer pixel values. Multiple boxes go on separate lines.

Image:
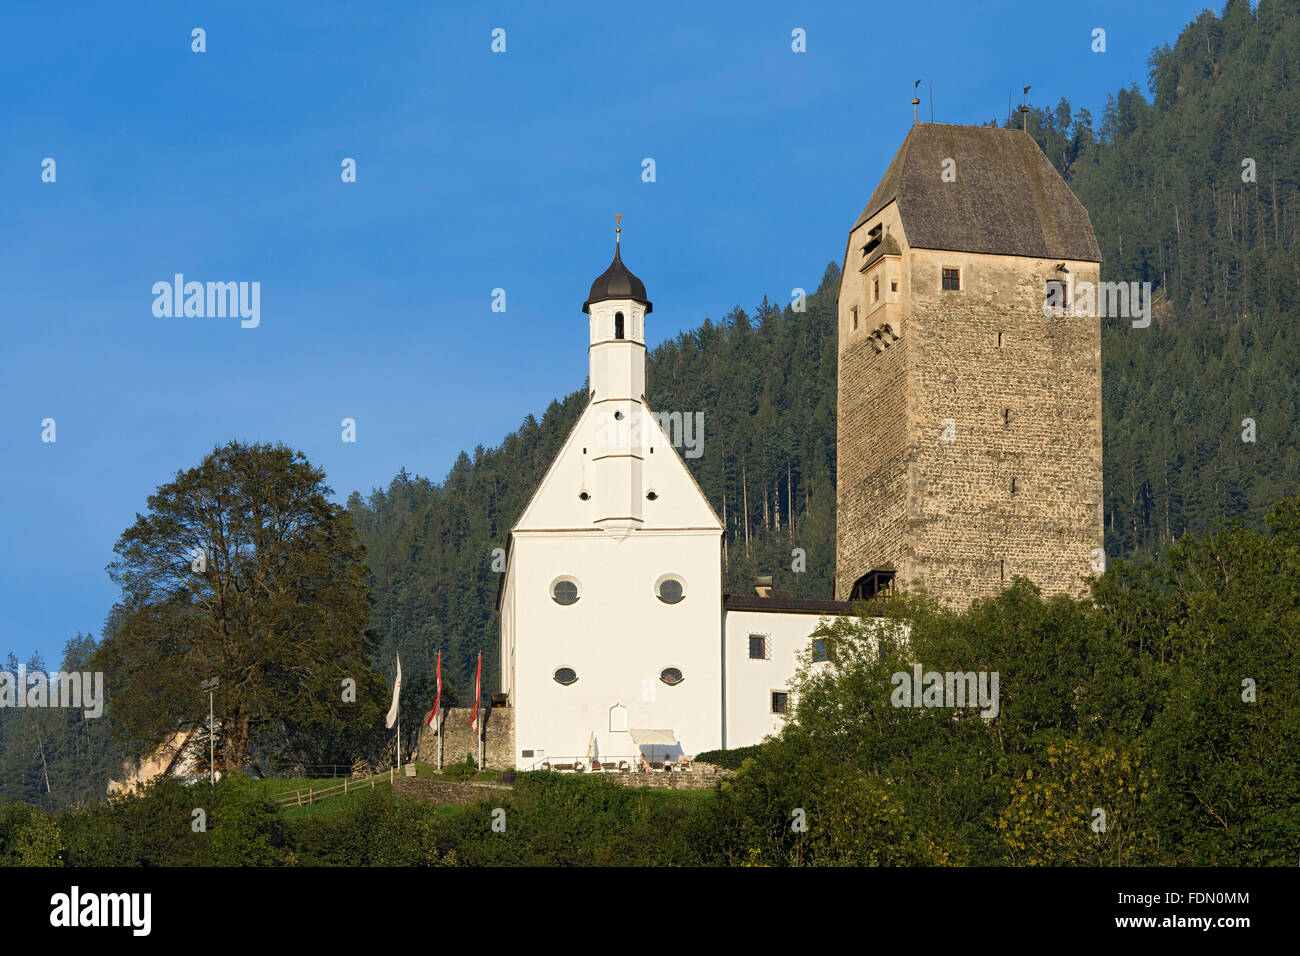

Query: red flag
left=470, top=652, right=482, bottom=732
left=423, top=651, right=441, bottom=731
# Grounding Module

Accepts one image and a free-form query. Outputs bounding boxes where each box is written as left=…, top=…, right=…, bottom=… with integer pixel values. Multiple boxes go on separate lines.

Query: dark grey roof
left=724, top=594, right=873, bottom=616
left=854, top=124, right=1101, bottom=262
left=583, top=246, right=652, bottom=314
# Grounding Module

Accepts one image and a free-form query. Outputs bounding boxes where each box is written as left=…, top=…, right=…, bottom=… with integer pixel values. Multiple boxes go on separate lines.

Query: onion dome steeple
left=583, top=215, right=652, bottom=314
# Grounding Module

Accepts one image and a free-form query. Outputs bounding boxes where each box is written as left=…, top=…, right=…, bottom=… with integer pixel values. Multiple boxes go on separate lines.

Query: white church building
left=497, top=233, right=851, bottom=770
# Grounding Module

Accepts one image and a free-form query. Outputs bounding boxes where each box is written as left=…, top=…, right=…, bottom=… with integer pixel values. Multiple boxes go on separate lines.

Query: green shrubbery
left=443, top=755, right=478, bottom=779
left=693, top=746, right=762, bottom=770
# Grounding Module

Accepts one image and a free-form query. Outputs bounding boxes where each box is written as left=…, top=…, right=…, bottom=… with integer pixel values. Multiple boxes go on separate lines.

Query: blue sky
left=0, top=0, right=1216, bottom=663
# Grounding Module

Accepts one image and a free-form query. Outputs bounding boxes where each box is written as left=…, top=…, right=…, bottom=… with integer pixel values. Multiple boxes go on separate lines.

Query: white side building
left=497, top=236, right=856, bottom=769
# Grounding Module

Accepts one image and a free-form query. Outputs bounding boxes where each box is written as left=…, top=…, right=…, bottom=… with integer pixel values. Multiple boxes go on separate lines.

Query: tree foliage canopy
left=93, top=442, right=385, bottom=774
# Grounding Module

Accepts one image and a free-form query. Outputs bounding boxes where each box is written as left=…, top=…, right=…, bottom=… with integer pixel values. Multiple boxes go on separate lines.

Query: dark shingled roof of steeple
left=855, top=123, right=1101, bottom=262
left=583, top=246, right=652, bottom=314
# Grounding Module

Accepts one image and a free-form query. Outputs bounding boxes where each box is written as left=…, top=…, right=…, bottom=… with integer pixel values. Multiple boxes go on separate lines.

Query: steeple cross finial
left=615, top=213, right=622, bottom=248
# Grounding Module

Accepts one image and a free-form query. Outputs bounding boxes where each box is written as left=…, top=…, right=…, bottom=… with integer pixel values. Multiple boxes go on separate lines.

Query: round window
left=660, top=667, right=683, bottom=686
left=553, top=667, right=577, bottom=686
left=657, top=577, right=684, bottom=604
left=552, top=579, right=579, bottom=605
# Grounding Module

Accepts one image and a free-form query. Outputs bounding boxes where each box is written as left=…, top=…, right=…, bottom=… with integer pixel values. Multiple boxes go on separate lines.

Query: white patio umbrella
left=586, top=731, right=597, bottom=763
left=629, top=729, right=676, bottom=764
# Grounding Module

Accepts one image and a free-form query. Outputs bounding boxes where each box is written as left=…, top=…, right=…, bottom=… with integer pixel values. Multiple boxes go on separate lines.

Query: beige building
left=835, top=122, right=1104, bottom=608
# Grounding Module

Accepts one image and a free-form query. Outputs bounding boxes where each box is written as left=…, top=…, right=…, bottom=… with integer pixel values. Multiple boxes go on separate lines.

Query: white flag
left=385, top=654, right=402, bottom=729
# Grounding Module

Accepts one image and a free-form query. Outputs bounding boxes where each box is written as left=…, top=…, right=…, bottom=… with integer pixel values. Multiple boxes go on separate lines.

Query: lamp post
left=200, top=677, right=220, bottom=786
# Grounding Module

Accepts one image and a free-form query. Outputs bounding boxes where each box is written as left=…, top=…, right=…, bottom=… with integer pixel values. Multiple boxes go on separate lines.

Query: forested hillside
left=0, top=637, right=124, bottom=810
left=351, top=0, right=1300, bottom=701
left=1021, top=0, right=1300, bottom=556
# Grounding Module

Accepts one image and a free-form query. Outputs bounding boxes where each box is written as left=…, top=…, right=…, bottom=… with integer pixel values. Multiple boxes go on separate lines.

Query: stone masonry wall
left=598, top=762, right=733, bottom=790
left=416, top=705, right=515, bottom=770
left=906, top=249, right=1103, bottom=607
left=837, top=207, right=911, bottom=599
left=836, top=291, right=910, bottom=599
left=837, top=214, right=1104, bottom=609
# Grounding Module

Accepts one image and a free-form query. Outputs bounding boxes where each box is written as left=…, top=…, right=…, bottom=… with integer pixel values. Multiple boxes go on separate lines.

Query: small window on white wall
left=551, top=578, right=580, bottom=605
left=659, top=667, right=684, bottom=686
left=655, top=575, right=685, bottom=604
left=553, top=667, right=578, bottom=686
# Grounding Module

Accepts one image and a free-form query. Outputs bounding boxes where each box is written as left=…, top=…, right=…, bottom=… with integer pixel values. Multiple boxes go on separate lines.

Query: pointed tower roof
left=856, top=123, right=1101, bottom=262
left=583, top=222, right=652, bottom=314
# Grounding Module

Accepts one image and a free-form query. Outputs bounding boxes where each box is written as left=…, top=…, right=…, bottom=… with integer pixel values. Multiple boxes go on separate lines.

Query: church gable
left=513, top=399, right=721, bottom=533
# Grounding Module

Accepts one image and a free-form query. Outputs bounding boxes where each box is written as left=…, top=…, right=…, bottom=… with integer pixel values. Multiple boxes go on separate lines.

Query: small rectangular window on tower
left=770, top=691, right=789, bottom=714
left=942, top=267, right=961, bottom=291
left=872, top=277, right=880, bottom=302
left=851, top=306, right=858, bottom=330
left=891, top=280, right=898, bottom=292
left=749, top=634, right=769, bottom=660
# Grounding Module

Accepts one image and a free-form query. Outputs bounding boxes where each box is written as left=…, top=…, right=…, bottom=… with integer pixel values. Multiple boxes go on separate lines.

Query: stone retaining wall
left=416, top=705, right=514, bottom=770
left=575, top=762, right=733, bottom=791
left=392, top=777, right=512, bottom=806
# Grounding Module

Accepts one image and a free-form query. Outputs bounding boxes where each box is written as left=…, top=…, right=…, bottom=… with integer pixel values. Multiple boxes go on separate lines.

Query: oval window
left=552, top=579, right=579, bottom=605
left=659, top=667, right=683, bottom=686
left=657, top=577, right=684, bottom=604
left=553, top=667, right=578, bottom=686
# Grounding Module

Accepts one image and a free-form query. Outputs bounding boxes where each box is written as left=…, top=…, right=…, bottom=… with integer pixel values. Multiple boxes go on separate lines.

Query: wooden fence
left=272, top=768, right=396, bottom=808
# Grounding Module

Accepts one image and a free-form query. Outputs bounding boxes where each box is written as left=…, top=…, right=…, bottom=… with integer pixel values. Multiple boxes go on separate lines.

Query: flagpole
left=474, top=652, right=483, bottom=771
left=386, top=652, right=403, bottom=771
left=436, top=648, right=443, bottom=771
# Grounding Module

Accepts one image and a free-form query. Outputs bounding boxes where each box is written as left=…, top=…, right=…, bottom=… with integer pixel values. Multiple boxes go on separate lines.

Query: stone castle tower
left=835, top=122, right=1104, bottom=608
